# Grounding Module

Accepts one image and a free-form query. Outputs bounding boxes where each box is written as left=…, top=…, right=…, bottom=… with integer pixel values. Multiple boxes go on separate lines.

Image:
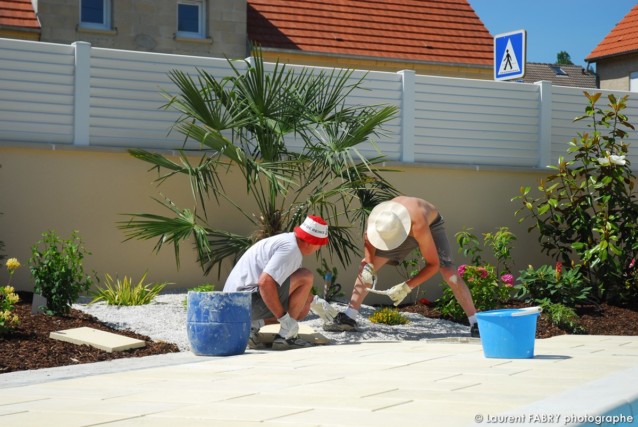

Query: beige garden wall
left=0, top=144, right=551, bottom=305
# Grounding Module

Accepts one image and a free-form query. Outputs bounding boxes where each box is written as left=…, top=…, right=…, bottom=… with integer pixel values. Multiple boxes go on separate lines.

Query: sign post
left=494, top=30, right=526, bottom=81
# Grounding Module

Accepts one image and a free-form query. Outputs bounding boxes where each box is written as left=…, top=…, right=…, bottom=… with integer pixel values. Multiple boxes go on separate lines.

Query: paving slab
left=0, top=335, right=635, bottom=427
left=49, top=326, right=146, bottom=352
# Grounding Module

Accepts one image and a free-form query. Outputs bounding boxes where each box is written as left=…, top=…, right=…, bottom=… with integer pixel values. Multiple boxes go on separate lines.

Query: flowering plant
left=1, top=258, right=21, bottom=334
left=437, top=227, right=516, bottom=322
left=514, top=261, right=590, bottom=308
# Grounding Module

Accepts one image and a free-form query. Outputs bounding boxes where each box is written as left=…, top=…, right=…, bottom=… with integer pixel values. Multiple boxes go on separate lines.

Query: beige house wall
left=260, top=50, right=493, bottom=80
left=596, top=53, right=638, bottom=91
left=0, top=144, right=551, bottom=304
left=37, top=0, right=248, bottom=58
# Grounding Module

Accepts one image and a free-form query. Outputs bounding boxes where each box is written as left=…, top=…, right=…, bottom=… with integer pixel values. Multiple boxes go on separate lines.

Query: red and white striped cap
left=294, top=215, right=329, bottom=246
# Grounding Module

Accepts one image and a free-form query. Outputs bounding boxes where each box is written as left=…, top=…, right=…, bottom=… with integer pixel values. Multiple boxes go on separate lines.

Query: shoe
left=248, top=328, right=267, bottom=350
left=323, top=312, right=357, bottom=332
left=470, top=323, right=480, bottom=338
left=271, top=334, right=314, bottom=350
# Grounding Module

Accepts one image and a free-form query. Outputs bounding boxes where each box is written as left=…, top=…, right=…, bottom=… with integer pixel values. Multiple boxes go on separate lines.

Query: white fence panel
left=266, top=62, right=403, bottom=160
left=551, top=86, right=638, bottom=168
left=413, top=75, right=540, bottom=167
left=3, top=38, right=638, bottom=171
left=89, top=48, right=242, bottom=149
left=0, top=39, right=75, bottom=144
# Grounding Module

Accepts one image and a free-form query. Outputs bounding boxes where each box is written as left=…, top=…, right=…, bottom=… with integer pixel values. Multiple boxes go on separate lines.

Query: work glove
left=310, top=295, right=338, bottom=322
left=361, top=263, right=377, bottom=289
left=277, top=312, right=299, bottom=339
left=386, top=282, right=412, bottom=306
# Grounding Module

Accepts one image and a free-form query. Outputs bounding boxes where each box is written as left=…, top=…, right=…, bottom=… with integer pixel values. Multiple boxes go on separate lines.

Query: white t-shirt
left=223, top=232, right=303, bottom=293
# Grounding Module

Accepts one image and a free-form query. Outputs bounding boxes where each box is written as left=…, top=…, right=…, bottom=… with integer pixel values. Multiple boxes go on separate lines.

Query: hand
left=277, top=312, right=299, bottom=339
left=361, top=263, right=377, bottom=289
left=386, top=282, right=411, bottom=306
left=310, top=295, right=338, bottom=322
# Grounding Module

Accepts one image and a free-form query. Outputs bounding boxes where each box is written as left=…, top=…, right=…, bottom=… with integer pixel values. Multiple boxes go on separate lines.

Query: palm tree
left=119, top=47, right=399, bottom=276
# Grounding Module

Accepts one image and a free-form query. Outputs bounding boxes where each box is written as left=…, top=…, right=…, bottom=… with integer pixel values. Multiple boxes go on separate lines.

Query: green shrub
left=90, top=272, right=167, bottom=306
left=515, top=262, right=591, bottom=307
left=436, top=227, right=516, bottom=322
left=30, top=230, right=94, bottom=316
left=369, top=307, right=409, bottom=325
left=438, top=264, right=512, bottom=322
left=539, top=300, right=585, bottom=334
left=514, top=92, right=638, bottom=305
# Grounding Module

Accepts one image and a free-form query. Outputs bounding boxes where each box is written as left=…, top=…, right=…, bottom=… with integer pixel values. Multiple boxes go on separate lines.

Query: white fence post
left=399, top=69, right=415, bottom=163
left=73, top=41, right=91, bottom=146
left=536, top=80, right=553, bottom=168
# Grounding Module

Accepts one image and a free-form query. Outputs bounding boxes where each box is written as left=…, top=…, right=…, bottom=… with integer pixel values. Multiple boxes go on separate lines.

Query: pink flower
left=500, top=274, right=514, bottom=286
left=477, top=267, right=488, bottom=279
left=457, top=265, right=466, bottom=276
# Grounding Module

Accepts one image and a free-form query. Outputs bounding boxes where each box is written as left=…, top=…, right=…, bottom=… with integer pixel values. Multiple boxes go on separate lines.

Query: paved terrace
left=0, top=335, right=637, bottom=427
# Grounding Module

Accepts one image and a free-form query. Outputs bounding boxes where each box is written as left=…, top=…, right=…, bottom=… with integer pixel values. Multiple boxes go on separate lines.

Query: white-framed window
left=630, top=72, right=638, bottom=92
left=177, top=0, right=206, bottom=38
left=79, top=0, right=111, bottom=30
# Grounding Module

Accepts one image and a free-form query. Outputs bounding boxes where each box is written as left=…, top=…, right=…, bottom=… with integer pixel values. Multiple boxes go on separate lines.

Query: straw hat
left=294, top=215, right=329, bottom=246
left=366, top=201, right=411, bottom=250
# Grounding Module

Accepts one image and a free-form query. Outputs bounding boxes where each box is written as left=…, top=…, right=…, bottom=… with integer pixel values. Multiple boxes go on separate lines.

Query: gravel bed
left=73, top=293, right=471, bottom=351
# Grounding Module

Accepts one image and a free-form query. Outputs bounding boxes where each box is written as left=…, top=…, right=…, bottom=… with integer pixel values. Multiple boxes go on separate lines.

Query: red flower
left=418, top=297, right=431, bottom=306
left=555, top=261, right=562, bottom=279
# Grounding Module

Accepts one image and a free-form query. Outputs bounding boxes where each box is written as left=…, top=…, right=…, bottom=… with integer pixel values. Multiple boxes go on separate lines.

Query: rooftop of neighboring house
left=0, top=0, right=40, bottom=31
left=247, top=0, right=493, bottom=66
left=518, top=62, right=597, bottom=88
left=586, top=3, right=638, bottom=61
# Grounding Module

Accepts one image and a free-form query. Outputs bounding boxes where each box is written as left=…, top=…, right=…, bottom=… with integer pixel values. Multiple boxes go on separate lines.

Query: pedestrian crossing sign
left=494, top=30, right=526, bottom=81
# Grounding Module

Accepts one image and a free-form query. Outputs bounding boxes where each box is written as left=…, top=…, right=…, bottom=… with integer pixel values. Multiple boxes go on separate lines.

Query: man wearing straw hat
left=224, top=215, right=338, bottom=350
left=324, top=196, right=481, bottom=337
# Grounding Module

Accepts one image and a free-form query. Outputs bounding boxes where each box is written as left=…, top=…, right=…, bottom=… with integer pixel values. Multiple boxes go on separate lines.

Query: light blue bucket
left=186, top=291, right=251, bottom=356
left=476, top=307, right=542, bottom=359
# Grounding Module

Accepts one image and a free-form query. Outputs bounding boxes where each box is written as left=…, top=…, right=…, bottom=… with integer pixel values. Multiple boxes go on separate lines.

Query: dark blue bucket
left=476, top=307, right=542, bottom=359
left=186, top=291, right=251, bottom=356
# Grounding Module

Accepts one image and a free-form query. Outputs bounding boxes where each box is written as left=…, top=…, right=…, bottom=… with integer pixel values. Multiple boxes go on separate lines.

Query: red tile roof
left=247, top=0, right=493, bottom=66
left=586, top=4, right=638, bottom=61
left=0, top=0, right=40, bottom=30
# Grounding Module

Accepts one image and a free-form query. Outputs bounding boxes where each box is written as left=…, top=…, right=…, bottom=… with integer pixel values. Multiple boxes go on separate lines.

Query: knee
left=290, top=268, right=314, bottom=290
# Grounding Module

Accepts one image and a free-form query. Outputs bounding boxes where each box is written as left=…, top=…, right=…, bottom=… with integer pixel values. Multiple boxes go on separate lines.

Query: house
left=517, top=63, right=597, bottom=88
left=585, top=3, right=638, bottom=91
left=247, top=0, right=494, bottom=79
left=0, top=0, right=494, bottom=80
left=0, top=0, right=40, bottom=40
left=34, top=0, right=248, bottom=59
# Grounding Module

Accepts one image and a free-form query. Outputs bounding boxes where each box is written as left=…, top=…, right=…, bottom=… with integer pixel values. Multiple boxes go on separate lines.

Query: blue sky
left=468, top=0, right=637, bottom=67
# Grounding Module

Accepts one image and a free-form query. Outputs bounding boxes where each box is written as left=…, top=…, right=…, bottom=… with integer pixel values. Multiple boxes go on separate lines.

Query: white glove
left=386, top=282, right=412, bottom=306
left=361, top=263, right=377, bottom=289
left=310, top=295, right=338, bottom=322
left=278, top=312, right=299, bottom=339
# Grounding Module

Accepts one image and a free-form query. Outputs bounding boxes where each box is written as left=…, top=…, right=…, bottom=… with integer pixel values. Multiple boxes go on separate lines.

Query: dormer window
left=80, top=0, right=111, bottom=30
left=551, top=66, right=568, bottom=76
left=177, top=0, right=206, bottom=38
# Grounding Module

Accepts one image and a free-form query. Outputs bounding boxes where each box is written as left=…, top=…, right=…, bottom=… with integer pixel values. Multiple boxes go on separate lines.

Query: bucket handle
left=511, top=306, right=542, bottom=316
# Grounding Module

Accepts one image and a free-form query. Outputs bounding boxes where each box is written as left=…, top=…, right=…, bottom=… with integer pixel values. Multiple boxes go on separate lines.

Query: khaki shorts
left=374, top=215, right=454, bottom=267
left=250, top=277, right=291, bottom=320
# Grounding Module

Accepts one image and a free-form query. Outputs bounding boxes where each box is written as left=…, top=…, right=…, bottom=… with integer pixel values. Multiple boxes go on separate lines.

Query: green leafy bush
left=30, top=230, right=94, bottom=316
left=539, top=300, right=585, bottom=334
left=368, top=307, right=409, bottom=325
left=437, top=227, right=516, bottom=322
left=90, top=272, right=167, bottom=306
left=515, top=262, right=591, bottom=307
left=514, top=92, right=638, bottom=305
